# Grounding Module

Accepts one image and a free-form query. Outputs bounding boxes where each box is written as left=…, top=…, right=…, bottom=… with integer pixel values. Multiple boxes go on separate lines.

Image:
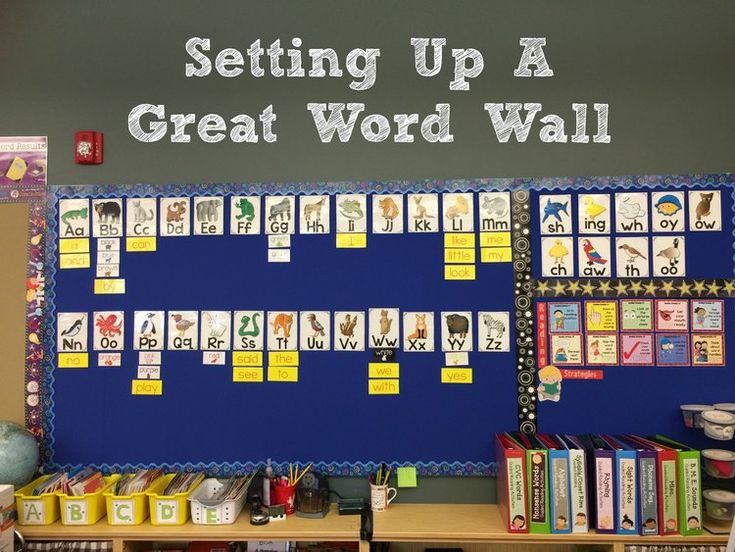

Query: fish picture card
left=230, top=196, right=261, bottom=235
left=440, top=312, right=473, bottom=352
left=203, top=351, right=227, bottom=365
left=577, top=236, right=611, bottom=278
left=539, top=194, right=572, bottom=235
left=691, top=334, right=725, bottom=366
left=586, top=301, right=618, bottom=332
left=92, top=199, right=123, bottom=238
left=137, top=365, right=161, bottom=379
left=542, top=237, right=575, bottom=278
left=407, top=193, right=439, bottom=232
left=620, top=333, right=655, bottom=366
left=139, top=351, right=162, bottom=365
left=655, top=333, right=689, bottom=366
left=478, top=311, right=510, bottom=352
left=372, top=194, right=404, bottom=234
left=160, top=197, right=191, bottom=236
left=126, top=197, right=157, bottom=237
left=300, top=311, right=331, bottom=351
left=615, top=237, right=649, bottom=278
left=299, top=195, right=330, bottom=234
left=57, top=312, right=89, bottom=352
left=550, top=334, right=583, bottom=365
left=200, top=311, right=231, bottom=350
left=655, top=300, right=689, bottom=332
left=334, top=311, right=365, bottom=351
left=688, top=190, right=721, bottom=231
left=59, top=198, right=91, bottom=238
left=402, top=312, right=434, bottom=352
left=548, top=302, right=581, bottom=333
left=267, top=311, right=298, bottom=351
left=92, top=311, right=124, bottom=351
left=620, top=300, right=653, bottom=332
left=336, top=194, right=367, bottom=233
left=442, top=192, right=474, bottom=232
left=478, top=192, right=511, bottom=232
left=615, top=192, right=649, bottom=233
left=133, top=311, right=165, bottom=350
left=167, top=311, right=199, bottom=350
left=652, top=236, right=685, bottom=277
left=577, top=193, right=610, bottom=234
left=691, top=300, right=724, bottom=332
left=193, top=197, right=224, bottom=235
left=368, top=308, right=400, bottom=348
left=233, top=311, right=265, bottom=350
left=585, top=333, right=618, bottom=365
left=265, top=196, right=296, bottom=235
left=651, top=191, right=685, bottom=233
left=98, top=352, right=122, bottom=367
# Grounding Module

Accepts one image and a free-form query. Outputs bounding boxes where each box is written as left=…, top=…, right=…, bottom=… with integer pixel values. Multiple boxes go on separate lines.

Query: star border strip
left=534, top=278, right=735, bottom=298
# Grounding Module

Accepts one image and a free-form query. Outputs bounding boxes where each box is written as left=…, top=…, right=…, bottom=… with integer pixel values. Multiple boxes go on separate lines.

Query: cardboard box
left=0, top=485, right=15, bottom=552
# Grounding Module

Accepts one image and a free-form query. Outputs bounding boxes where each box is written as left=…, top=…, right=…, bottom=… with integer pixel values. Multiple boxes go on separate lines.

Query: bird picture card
left=230, top=196, right=261, bottom=235
left=233, top=311, right=264, bottom=351
left=440, top=312, right=473, bottom=352
left=542, top=236, right=575, bottom=278
left=92, top=199, right=123, bottom=238
left=299, top=195, right=330, bottom=234
left=615, top=237, right=649, bottom=278
left=92, top=311, right=124, bottom=351
left=203, top=351, right=226, bottom=365
left=577, top=193, right=610, bottom=234
left=691, top=300, right=724, bottom=332
left=688, top=190, right=721, bottom=231
left=620, top=300, right=653, bottom=332
left=336, top=194, right=367, bottom=233
left=334, top=311, right=365, bottom=351
left=133, top=311, right=165, bottom=350
left=407, top=193, right=439, bottom=233
left=442, top=192, right=474, bottom=232
left=200, top=311, right=231, bottom=350
left=651, top=191, right=685, bottom=233
left=126, top=197, right=157, bottom=237
left=615, top=192, right=649, bottom=233
left=267, top=311, right=298, bottom=351
left=691, top=334, right=725, bottom=366
left=652, top=236, right=685, bottom=277
left=585, top=334, right=618, bottom=365
left=656, top=334, right=689, bottom=366
left=550, top=334, right=583, bottom=365
left=57, top=312, right=89, bottom=352
left=368, top=308, right=400, bottom=348
left=59, top=199, right=91, bottom=238
left=586, top=301, right=618, bottom=332
left=265, top=196, right=296, bottom=235
left=539, top=194, right=572, bottom=235
left=193, top=197, right=224, bottom=235
left=167, top=311, right=199, bottom=350
left=402, top=312, right=434, bottom=352
left=372, top=194, right=404, bottom=234
left=160, top=197, right=191, bottom=236
left=620, top=333, right=655, bottom=366
left=478, top=192, right=511, bottom=232
left=478, top=311, right=510, bottom=352
left=548, top=302, right=581, bottom=334
left=577, top=236, right=611, bottom=278
left=655, top=300, right=689, bottom=332
left=300, top=311, right=331, bottom=351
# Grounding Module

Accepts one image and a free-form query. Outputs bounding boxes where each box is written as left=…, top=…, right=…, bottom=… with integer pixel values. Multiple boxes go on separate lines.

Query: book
left=619, top=435, right=659, bottom=536
left=537, top=434, right=571, bottom=534
left=495, top=433, right=529, bottom=533
left=508, top=432, right=550, bottom=534
left=630, top=435, right=679, bottom=536
left=559, top=434, right=589, bottom=533
left=576, top=434, right=616, bottom=534
left=602, top=435, right=638, bottom=535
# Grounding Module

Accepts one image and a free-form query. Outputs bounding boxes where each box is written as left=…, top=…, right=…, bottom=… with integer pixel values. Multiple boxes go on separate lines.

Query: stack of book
left=115, top=468, right=164, bottom=495
left=162, top=472, right=205, bottom=495
left=496, top=433, right=703, bottom=537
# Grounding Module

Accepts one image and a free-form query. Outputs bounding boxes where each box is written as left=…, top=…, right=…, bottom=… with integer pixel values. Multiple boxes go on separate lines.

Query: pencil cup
left=369, top=483, right=397, bottom=512
left=272, top=484, right=296, bottom=515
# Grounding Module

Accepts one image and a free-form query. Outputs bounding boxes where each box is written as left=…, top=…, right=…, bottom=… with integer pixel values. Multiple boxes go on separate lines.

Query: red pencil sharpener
left=74, top=131, right=103, bottom=164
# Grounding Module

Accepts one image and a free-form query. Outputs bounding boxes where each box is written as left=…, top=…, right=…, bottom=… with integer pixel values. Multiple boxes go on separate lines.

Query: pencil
left=382, top=466, right=392, bottom=486
left=289, top=463, right=294, bottom=486
left=293, top=462, right=313, bottom=486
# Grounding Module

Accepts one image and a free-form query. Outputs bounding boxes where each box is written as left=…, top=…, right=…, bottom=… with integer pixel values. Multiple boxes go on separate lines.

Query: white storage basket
left=188, top=477, right=250, bottom=525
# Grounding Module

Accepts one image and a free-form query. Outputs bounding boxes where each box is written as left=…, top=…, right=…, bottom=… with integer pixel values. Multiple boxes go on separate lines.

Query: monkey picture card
left=59, top=198, right=90, bottom=238
left=336, top=194, right=367, bottom=233
left=193, top=196, right=224, bottom=235
left=372, top=194, right=404, bottom=234
left=300, top=311, right=331, bottom=351
left=442, top=192, right=474, bottom=232
left=299, top=195, right=330, bottom=234
left=368, top=308, right=399, bottom=349
left=200, top=310, right=231, bottom=350
left=233, top=310, right=265, bottom=351
left=615, top=237, right=649, bottom=278
left=652, top=236, right=686, bottom=277
left=577, top=193, right=610, bottom=234
left=615, top=192, right=649, bottom=233
left=230, top=196, right=261, bottom=235
left=539, top=194, right=572, bottom=235
left=167, top=310, right=199, bottom=350
left=264, top=196, right=296, bottom=235
left=159, top=197, right=191, bottom=237
left=407, top=193, right=439, bottom=233
left=133, top=311, right=165, bottom=350
left=92, top=198, right=123, bottom=238
left=688, top=190, right=721, bottom=231
left=92, top=311, right=124, bottom=351
left=651, top=191, right=685, bottom=233
left=402, top=311, right=434, bottom=352
left=478, top=311, right=510, bottom=352
left=334, top=311, right=365, bottom=351
left=478, top=192, right=511, bottom=233
left=267, top=311, right=298, bottom=351
left=126, top=197, right=157, bottom=237
left=440, top=311, right=473, bottom=352
left=57, top=312, right=89, bottom=352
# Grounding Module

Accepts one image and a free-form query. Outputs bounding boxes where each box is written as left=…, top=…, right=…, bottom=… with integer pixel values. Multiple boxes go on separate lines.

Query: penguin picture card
left=651, top=191, right=685, bottom=233
left=267, top=311, right=298, bottom=351
left=334, top=311, right=366, bottom=351
left=688, top=190, right=721, bottom=231
left=478, top=311, right=510, bottom=352
left=585, top=334, right=618, bottom=365
left=652, top=236, right=686, bottom=277
left=57, top=312, right=88, bottom=352
left=92, top=311, right=124, bottom=351
left=691, top=334, right=725, bottom=366
left=655, top=300, right=689, bottom=332
left=402, top=311, right=434, bottom=352
left=407, top=193, right=439, bottom=233
left=265, top=196, right=296, bottom=235
left=548, top=302, right=581, bottom=333
left=133, top=311, right=165, bottom=350
left=577, top=194, right=610, bottom=234
left=478, top=192, right=511, bottom=232
left=615, top=237, right=649, bottom=278
left=442, top=192, right=474, bottom=232
left=541, top=236, right=575, bottom=277
left=59, top=198, right=91, bottom=238
left=691, top=300, right=724, bottom=332
left=126, top=197, right=157, bottom=238
left=160, top=197, right=191, bottom=237
left=336, top=194, right=367, bottom=233
left=230, top=196, right=261, bottom=235
left=193, top=197, right=225, bottom=236
left=372, top=194, right=404, bottom=234
left=368, top=308, right=400, bottom=348
left=620, top=300, right=653, bottom=332
left=200, top=311, right=231, bottom=350
left=92, top=199, right=123, bottom=238
left=577, top=236, right=611, bottom=278
left=539, top=194, right=572, bottom=235
left=615, top=192, right=649, bottom=233
left=167, top=311, right=199, bottom=350
left=299, top=311, right=331, bottom=351
left=440, top=312, right=473, bottom=352
left=233, top=310, right=265, bottom=351
left=299, top=195, right=330, bottom=234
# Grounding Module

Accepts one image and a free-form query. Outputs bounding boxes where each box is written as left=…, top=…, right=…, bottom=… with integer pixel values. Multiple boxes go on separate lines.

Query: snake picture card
left=577, top=193, right=610, bottom=234
left=267, top=311, right=298, bottom=351
left=651, top=191, right=685, bottom=233
left=92, top=311, right=124, bottom=351
left=167, top=310, right=199, bottom=350
left=334, top=311, right=365, bottom=351
left=133, top=311, right=165, bottom=350
left=442, top=192, right=474, bottom=232
left=615, top=237, right=649, bottom=278
left=92, top=199, right=123, bottom=238
left=615, top=192, right=649, bottom=233
left=478, top=311, right=510, bottom=352
left=407, top=193, right=439, bottom=233
left=652, top=236, right=686, bottom=277
left=336, top=194, right=367, bottom=233
left=200, top=311, right=231, bottom=350
left=126, top=197, right=157, bottom=237
left=230, top=196, right=261, bottom=235
left=372, top=194, right=404, bottom=234
left=300, top=311, right=331, bottom=351
left=368, top=308, right=400, bottom=348
left=193, top=197, right=224, bottom=235
left=688, top=190, right=721, bottom=231
left=402, top=311, right=434, bottom=352
left=265, top=196, right=296, bottom=235
left=539, top=194, right=572, bottom=235
left=299, top=195, right=330, bottom=234
left=478, top=192, right=511, bottom=233
left=440, top=311, right=473, bottom=352
left=57, top=312, right=89, bottom=352
left=59, top=198, right=90, bottom=238
left=541, top=236, right=575, bottom=278
left=577, top=236, right=611, bottom=278
left=160, top=197, right=191, bottom=236
left=233, top=311, right=265, bottom=351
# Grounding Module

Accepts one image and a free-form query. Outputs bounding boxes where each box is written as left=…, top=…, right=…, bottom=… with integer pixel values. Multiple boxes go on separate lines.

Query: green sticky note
left=397, top=466, right=417, bottom=488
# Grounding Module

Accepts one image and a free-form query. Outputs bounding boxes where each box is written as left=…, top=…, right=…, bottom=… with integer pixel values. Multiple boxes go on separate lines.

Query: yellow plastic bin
left=147, top=474, right=202, bottom=526
left=104, top=475, right=168, bottom=525
left=58, top=475, right=121, bottom=525
left=15, top=475, right=61, bottom=525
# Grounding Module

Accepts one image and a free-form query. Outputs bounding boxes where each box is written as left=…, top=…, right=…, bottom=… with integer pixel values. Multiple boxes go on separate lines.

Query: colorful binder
left=496, top=433, right=529, bottom=533
left=559, top=434, right=589, bottom=533
left=577, top=434, right=616, bottom=534
left=602, top=435, right=638, bottom=535
left=537, top=434, right=572, bottom=534
left=509, top=432, right=551, bottom=534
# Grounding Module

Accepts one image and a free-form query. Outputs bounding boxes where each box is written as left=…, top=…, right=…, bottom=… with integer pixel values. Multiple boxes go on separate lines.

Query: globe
left=0, top=421, right=39, bottom=487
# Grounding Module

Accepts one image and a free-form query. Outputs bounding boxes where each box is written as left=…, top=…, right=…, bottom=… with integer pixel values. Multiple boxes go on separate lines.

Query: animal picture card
left=586, top=301, right=618, bottom=332
left=59, top=198, right=90, bottom=238
left=193, top=197, right=224, bottom=235
left=268, top=311, right=298, bottom=351
left=233, top=311, right=265, bottom=350
left=651, top=191, right=685, bottom=233
left=203, top=351, right=226, bottom=365
left=542, top=237, right=575, bottom=278
left=57, top=312, right=89, bottom=352
left=299, top=195, right=330, bottom=234
left=691, top=300, right=724, bottom=332
left=92, top=311, right=124, bottom=351
left=368, top=308, right=400, bottom=348
left=688, top=190, right=721, bottom=231
left=92, top=199, right=123, bottom=238
left=655, top=334, right=689, bottom=366
left=372, top=194, right=404, bottom=234
left=133, top=311, right=165, bottom=350
left=300, top=311, right=331, bottom=351
left=402, top=311, right=434, bottom=352
left=126, top=197, right=157, bottom=237
left=620, top=300, right=653, bottom=332
left=691, top=334, right=725, bottom=366
left=440, top=312, right=473, bottom=352
left=478, top=311, right=510, bottom=352
left=97, top=250, right=120, bottom=266
left=548, top=302, right=581, bottom=333
left=407, top=193, right=439, bottom=233
left=230, top=196, right=261, bottom=235
left=577, top=237, right=611, bottom=278
left=578, top=193, right=610, bottom=234
left=549, top=334, right=583, bottom=365
left=160, top=197, right=191, bottom=237
left=200, top=311, right=231, bottom=350
left=265, top=196, right=296, bottom=235
left=167, top=311, right=199, bottom=350
left=334, top=311, right=365, bottom=351
left=585, top=334, right=618, bottom=365
left=96, top=264, right=119, bottom=278
left=539, top=194, right=572, bottom=235
left=478, top=192, right=511, bottom=232
left=615, top=237, right=649, bottom=278
left=620, top=333, right=655, bottom=366
left=98, top=238, right=120, bottom=252
left=652, top=236, right=685, bottom=277
left=615, top=192, right=649, bottom=233
left=442, top=192, right=474, bottom=232
left=655, top=300, right=689, bottom=332
left=336, top=194, right=367, bottom=233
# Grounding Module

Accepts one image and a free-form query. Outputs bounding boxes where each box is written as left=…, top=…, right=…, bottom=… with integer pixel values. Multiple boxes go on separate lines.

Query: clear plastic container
left=703, top=489, right=735, bottom=521
left=702, top=449, right=735, bottom=479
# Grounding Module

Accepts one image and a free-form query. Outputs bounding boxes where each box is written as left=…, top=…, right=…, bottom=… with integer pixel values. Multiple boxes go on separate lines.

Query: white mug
left=370, top=483, right=397, bottom=512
